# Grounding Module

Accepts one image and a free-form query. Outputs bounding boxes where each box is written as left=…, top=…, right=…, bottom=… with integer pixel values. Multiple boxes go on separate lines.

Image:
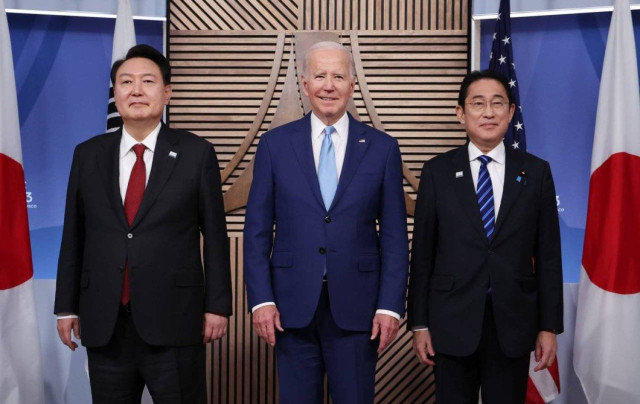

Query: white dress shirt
left=56, top=123, right=161, bottom=320
left=253, top=113, right=400, bottom=321
left=118, top=123, right=161, bottom=202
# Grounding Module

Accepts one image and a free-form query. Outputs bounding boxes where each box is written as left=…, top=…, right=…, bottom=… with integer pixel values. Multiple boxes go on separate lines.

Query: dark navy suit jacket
left=408, top=144, right=563, bottom=358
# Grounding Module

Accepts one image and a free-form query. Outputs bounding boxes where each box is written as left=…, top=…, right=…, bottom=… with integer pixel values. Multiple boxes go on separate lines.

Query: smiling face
left=113, top=57, right=171, bottom=134
left=456, top=78, right=515, bottom=153
left=302, top=48, right=355, bottom=125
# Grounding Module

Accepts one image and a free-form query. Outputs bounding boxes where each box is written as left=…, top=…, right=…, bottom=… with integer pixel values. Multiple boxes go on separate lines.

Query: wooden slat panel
left=169, top=1, right=469, bottom=402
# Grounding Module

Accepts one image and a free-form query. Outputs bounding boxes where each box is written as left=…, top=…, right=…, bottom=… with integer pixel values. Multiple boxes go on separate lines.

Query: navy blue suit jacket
left=244, top=113, right=408, bottom=331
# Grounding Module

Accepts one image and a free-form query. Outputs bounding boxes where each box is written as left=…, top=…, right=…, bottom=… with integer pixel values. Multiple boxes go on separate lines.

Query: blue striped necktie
left=476, top=155, right=495, bottom=240
left=318, top=126, right=337, bottom=210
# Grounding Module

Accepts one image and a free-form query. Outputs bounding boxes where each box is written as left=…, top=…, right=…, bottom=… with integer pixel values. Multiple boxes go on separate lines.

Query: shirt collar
left=310, top=112, right=349, bottom=141
left=119, top=122, right=162, bottom=158
left=468, top=140, right=505, bottom=166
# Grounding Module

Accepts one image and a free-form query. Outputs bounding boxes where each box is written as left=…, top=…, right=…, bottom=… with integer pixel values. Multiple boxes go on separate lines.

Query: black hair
left=457, top=70, right=513, bottom=107
left=110, top=44, right=171, bottom=85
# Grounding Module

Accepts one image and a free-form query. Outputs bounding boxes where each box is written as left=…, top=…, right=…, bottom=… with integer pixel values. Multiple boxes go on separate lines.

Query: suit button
left=324, top=216, right=332, bottom=223
left=319, top=247, right=326, bottom=254
left=118, top=266, right=124, bottom=273
left=127, top=233, right=133, bottom=239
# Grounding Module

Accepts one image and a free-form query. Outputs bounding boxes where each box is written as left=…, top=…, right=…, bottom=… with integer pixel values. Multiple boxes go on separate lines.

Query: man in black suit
left=407, top=70, right=563, bottom=403
left=54, top=44, right=232, bottom=403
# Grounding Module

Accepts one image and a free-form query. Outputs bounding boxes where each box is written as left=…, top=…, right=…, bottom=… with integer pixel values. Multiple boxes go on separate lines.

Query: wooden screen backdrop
left=167, top=1, right=469, bottom=402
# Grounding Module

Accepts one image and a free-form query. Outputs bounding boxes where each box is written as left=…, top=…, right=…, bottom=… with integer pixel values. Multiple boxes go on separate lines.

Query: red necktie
left=121, top=144, right=147, bottom=305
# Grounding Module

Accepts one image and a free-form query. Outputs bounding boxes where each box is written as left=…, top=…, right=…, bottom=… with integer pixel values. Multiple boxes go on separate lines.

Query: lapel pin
left=516, top=170, right=527, bottom=186
left=455, top=171, right=463, bottom=178
left=358, top=139, right=366, bottom=143
left=168, top=151, right=177, bottom=158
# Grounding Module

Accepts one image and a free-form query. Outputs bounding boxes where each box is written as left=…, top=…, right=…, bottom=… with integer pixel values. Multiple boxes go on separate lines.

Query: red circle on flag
left=0, top=154, right=33, bottom=290
left=582, top=152, right=640, bottom=294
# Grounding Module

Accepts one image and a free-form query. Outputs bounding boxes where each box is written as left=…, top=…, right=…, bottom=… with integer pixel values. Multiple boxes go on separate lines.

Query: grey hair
left=302, top=41, right=356, bottom=78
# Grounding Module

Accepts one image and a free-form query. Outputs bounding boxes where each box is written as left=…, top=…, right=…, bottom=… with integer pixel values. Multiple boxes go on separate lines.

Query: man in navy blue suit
left=243, top=41, right=408, bottom=403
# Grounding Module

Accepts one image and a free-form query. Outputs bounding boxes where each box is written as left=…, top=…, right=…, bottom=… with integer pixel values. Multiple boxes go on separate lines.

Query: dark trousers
left=86, top=306, right=206, bottom=404
left=434, top=300, right=530, bottom=404
left=276, top=283, right=378, bottom=404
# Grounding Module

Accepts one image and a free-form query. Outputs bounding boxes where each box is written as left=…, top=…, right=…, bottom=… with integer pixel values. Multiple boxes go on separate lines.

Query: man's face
left=113, top=57, right=171, bottom=126
left=302, top=48, right=355, bottom=125
left=456, top=78, right=515, bottom=153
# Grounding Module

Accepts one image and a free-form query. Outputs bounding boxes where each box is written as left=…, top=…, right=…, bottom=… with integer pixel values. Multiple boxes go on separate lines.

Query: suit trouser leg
left=434, top=300, right=529, bottom=404
left=87, top=307, right=206, bottom=404
left=276, top=283, right=377, bottom=404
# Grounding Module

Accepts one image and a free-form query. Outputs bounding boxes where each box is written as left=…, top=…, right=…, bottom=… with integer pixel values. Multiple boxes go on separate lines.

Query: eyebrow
left=469, top=94, right=507, bottom=100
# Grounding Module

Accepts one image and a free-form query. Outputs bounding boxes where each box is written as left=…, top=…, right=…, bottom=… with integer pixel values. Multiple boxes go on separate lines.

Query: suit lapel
left=290, top=115, right=326, bottom=209
left=96, top=129, right=129, bottom=228
left=131, top=124, right=179, bottom=228
left=330, top=116, right=369, bottom=211
left=494, top=147, right=525, bottom=239
left=451, top=145, right=488, bottom=242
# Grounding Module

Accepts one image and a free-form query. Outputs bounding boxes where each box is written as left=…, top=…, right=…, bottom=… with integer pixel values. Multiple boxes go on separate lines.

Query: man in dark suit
left=407, top=70, right=563, bottom=403
left=54, top=44, right=232, bottom=403
left=243, top=41, right=408, bottom=403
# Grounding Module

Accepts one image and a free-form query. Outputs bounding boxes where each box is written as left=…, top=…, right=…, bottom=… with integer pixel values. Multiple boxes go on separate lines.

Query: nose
left=132, top=80, right=143, bottom=95
left=482, top=104, right=496, bottom=117
left=322, top=77, right=335, bottom=91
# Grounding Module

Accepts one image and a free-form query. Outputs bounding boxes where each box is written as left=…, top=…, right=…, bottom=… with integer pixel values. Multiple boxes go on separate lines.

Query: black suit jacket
left=407, top=144, right=563, bottom=358
left=54, top=124, right=232, bottom=348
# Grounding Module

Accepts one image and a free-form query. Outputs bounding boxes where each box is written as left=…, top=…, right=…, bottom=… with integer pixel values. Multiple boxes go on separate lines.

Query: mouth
left=320, top=97, right=337, bottom=102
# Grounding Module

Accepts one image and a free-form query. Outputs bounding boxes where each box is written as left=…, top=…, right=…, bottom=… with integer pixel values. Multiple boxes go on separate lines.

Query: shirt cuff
left=56, top=314, right=79, bottom=320
left=375, top=309, right=400, bottom=320
left=411, top=326, right=429, bottom=332
left=251, top=302, right=276, bottom=313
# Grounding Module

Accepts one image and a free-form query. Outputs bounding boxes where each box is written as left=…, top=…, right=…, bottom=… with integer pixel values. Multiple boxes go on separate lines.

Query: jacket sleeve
left=243, top=134, right=276, bottom=310
left=200, top=143, right=233, bottom=316
left=376, top=139, right=409, bottom=317
left=407, top=160, right=438, bottom=329
left=54, top=146, right=85, bottom=315
left=534, top=161, right=564, bottom=333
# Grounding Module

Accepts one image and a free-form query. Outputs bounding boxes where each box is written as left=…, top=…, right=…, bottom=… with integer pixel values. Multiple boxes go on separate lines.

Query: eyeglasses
left=465, top=100, right=510, bottom=113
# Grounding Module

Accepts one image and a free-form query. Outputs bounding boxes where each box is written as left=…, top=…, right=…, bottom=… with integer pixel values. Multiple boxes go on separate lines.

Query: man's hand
left=371, top=313, right=399, bottom=354
left=412, top=330, right=435, bottom=366
left=57, top=318, right=80, bottom=351
left=202, top=313, right=228, bottom=343
left=252, top=305, right=283, bottom=347
left=534, top=330, right=557, bottom=371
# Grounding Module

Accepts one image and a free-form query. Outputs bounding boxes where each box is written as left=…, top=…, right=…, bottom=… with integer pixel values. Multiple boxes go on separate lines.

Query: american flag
left=487, top=1, right=560, bottom=403
left=488, top=0, right=526, bottom=151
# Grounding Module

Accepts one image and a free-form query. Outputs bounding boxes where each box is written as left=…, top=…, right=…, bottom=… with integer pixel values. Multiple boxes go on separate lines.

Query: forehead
left=117, top=57, right=162, bottom=77
left=306, top=48, right=350, bottom=69
left=466, top=78, right=508, bottom=99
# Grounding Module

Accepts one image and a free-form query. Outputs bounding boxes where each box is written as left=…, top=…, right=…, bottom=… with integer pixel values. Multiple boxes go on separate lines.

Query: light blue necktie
left=476, top=155, right=495, bottom=241
left=318, top=126, right=337, bottom=210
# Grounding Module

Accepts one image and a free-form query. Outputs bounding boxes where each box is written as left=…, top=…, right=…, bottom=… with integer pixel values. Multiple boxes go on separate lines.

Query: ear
left=455, top=105, right=465, bottom=125
left=347, top=76, right=356, bottom=97
left=508, top=103, right=516, bottom=122
left=301, top=75, right=310, bottom=97
left=164, top=85, right=172, bottom=105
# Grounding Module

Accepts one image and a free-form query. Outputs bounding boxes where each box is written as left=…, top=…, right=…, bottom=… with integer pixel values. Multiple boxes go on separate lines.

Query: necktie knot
left=478, top=155, right=492, bottom=166
left=132, top=144, right=146, bottom=159
left=324, top=126, right=335, bottom=137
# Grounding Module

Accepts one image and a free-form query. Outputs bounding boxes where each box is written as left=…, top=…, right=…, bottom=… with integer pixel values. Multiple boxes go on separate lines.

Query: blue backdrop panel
left=8, top=13, right=163, bottom=280
left=481, top=10, right=640, bottom=283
